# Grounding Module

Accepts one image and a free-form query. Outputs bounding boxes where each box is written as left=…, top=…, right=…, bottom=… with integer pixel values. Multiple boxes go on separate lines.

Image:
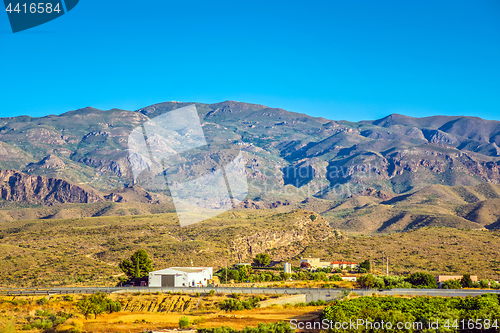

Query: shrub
left=193, top=317, right=206, bottom=325
left=405, top=272, right=437, bottom=289
left=308, top=299, right=326, bottom=306
left=442, top=279, right=461, bottom=289
left=31, top=319, right=53, bottom=329
left=179, top=316, right=190, bottom=329
left=242, top=297, right=260, bottom=310
left=77, top=292, right=121, bottom=320
left=36, top=297, right=48, bottom=305
left=219, top=299, right=244, bottom=312
left=198, top=322, right=293, bottom=333
left=461, top=274, right=474, bottom=288
left=21, top=325, right=32, bottom=330
left=219, top=297, right=260, bottom=312
left=330, top=274, right=342, bottom=282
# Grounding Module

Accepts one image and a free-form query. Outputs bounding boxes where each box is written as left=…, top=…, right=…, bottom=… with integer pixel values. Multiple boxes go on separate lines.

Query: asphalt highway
left=1, top=286, right=499, bottom=298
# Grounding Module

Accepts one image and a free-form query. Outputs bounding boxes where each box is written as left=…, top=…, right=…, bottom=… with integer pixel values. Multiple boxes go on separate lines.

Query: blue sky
left=0, top=0, right=499, bottom=121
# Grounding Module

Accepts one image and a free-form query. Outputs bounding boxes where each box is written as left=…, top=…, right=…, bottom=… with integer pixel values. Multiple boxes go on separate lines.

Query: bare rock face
left=235, top=199, right=290, bottom=209
left=0, top=170, right=104, bottom=205
left=355, top=187, right=394, bottom=200
left=230, top=213, right=339, bottom=262
left=78, top=156, right=125, bottom=177
left=103, top=184, right=162, bottom=204
left=25, top=154, right=65, bottom=171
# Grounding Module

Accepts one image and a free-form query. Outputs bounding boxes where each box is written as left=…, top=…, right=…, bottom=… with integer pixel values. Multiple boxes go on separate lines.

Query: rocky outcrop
left=78, top=157, right=125, bottom=177
left=0, top=170, right=104, bottom=205
left=230, top=213, right=339, bottom=262
left=103, top=184, right=162, bottom=204
left=25, top=154, right=65, bottom=171
left=235, top=199, right=290, bottom=209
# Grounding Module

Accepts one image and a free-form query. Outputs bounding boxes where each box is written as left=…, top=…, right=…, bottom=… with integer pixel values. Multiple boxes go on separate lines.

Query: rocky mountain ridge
left=0, top=170, right=161, bottom=206
left=1, top=101, right=500, bottom=232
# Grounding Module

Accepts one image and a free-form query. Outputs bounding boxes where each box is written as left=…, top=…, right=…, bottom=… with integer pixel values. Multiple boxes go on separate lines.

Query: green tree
left=227, top=269, right=241, bottom=282
left=236, top=265, right=252, bottom=281
left=359, top=260, right=371, bottom=272
left=119, top=249, right=152, bottom=279
left=358, top=274, right=377, bottom=288
left=77, top=292, right=121, bottom=320
left=253, top=253, right=271, bottom=267
left=461, top=274, right=473, bottom=288
left=405, top=272, right=437, bottom=289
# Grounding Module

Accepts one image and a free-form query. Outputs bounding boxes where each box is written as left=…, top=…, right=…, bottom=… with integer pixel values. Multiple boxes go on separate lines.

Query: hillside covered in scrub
left=1, top=210, right=500, bottom=288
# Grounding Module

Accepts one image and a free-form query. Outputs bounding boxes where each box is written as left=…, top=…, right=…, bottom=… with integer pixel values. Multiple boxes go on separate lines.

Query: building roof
left=331, top=261, right=358, bottom=265
left=150, top=267, right=211, bottom=275
left=436, top=275, right=478, bottom=282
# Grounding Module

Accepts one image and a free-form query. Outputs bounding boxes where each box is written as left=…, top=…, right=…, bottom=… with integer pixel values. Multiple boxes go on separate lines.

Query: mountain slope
left=0, top=101, right=499, bottom=233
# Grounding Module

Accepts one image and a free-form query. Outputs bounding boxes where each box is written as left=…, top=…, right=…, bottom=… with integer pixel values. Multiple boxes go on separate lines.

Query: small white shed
left=148, top=267, right=213, bottom=287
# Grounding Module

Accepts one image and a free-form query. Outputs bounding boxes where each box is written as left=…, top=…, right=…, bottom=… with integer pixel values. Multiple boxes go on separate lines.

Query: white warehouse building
left=148, top=267, right=213, bottom=287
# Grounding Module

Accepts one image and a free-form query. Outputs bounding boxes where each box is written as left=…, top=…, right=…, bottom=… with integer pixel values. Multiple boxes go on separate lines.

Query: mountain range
left=1, top=100, right=499, bottom=233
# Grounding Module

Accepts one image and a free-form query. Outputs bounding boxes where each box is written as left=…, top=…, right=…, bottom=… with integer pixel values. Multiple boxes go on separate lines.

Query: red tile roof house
left=331, top=260, right=359, bottom=270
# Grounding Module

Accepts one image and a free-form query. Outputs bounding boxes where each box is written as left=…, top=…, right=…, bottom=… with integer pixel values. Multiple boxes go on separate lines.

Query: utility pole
left=382, top=252, right=385, bottom=276
left=225, top=262, right=228, bottom=284
left=386, top=256, right=389, bottom=276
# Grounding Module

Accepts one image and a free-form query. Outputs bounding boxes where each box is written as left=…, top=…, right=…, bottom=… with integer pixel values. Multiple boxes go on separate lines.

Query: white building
left=148, top=267, right=213, bottom=287
left=341, top=276, right=357, bottom=282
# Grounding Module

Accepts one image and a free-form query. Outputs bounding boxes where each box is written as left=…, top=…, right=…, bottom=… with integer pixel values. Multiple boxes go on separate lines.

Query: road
left=1, top=286, right=500, bottom=302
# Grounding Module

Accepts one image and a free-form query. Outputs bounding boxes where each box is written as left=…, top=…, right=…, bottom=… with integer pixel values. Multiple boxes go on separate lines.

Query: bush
left=193, top=317, right=206, bottom=325
left=405, top=272, right=437, bottom=289
left=219, top=299, right=244, bottom=312
left=330, top=274, right=342, bottom=282
left=461, top=274, right=474, bottom=288
left=308, top=299, right=326, bottom=306
left=442, top=279, right=462, bottom=289
left=358, top=274, right=377, bottom=288
left=242, top=297, right=260, bottom=310
left=21, top=325, right=32, bottom=330
left=31, top=319, right=53, bottom=329
left=219, top=297, right=260, bottom=312
left=35, top=309, right=51, bottom=317
left=36, top=297, right=48, bottom=305
left=198, top=321, right=293, bottom=333
left=77, top=292, right=121, bottom=319
left=179, top=316, right=190, bottom=329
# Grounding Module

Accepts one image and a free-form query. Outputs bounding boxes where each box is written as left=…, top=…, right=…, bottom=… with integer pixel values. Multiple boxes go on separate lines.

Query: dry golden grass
left=0, top=294, right=322, bottom=333
left=81, top=305, right=322, bottom=332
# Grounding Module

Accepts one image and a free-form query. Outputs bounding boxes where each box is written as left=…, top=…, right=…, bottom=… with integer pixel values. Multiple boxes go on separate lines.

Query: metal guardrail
left=0, top=286, right=327, bottom=296
left=1, top=286, right=499, bottom=297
